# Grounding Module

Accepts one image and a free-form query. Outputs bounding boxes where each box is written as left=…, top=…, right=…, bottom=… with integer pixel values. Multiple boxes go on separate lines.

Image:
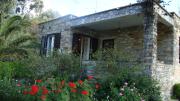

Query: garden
left=1, top=0, right=180, bottom=101
left=0, top=4, right=162, bottom=100
left=0, top=49, right=162, bottom=101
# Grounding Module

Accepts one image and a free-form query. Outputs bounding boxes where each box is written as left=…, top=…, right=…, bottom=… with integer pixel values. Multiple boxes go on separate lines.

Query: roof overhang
left=39, top=2, right=175, bottom=34
left=69, top=3, right=143, bottom=31
left=68, top=2, right=174, bottom=31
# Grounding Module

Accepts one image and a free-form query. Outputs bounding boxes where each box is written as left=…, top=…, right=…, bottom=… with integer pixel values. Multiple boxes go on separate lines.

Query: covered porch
left=70, top=7, right=174, bottom=66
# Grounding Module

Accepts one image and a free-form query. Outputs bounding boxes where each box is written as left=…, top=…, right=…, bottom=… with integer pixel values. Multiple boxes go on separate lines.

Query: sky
left=43, top=0, right=180, bottom=17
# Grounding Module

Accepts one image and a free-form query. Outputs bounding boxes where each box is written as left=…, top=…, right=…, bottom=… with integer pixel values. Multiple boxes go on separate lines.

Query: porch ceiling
left=72, top=14, right=144, bottom=31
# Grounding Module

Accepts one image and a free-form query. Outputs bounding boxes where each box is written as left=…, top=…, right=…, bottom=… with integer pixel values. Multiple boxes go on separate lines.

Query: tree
left=29, top=9, right=60, bottom=40
left=0, top=0, right=44, bottom=21
left=0, top=0, right=45, bottom=61
left=0, top=15, right=36, bottom=61
left=0, top=0, right=16, bottom=24
left=32, top=9, right=60, bottom=23
left=16, top=0, right=44, bottom=16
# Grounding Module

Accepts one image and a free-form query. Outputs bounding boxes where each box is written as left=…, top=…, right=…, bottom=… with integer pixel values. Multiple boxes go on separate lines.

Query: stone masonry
left=39, top=1, right=180, bottom=101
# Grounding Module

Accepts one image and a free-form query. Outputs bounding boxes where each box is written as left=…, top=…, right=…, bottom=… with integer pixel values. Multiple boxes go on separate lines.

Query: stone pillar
left=82, top=37, right=90, bottom=60
left=143, top=1, right=158, bottom=76
left=172, top=15, right=180, bottom=84
left=172, top=16, right=179, bottom=66
left=60, top=29, right=73, bottom=53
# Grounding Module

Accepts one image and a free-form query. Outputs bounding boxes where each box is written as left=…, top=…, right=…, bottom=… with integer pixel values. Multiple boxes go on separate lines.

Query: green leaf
left=8, top=35, right=35, bottom=47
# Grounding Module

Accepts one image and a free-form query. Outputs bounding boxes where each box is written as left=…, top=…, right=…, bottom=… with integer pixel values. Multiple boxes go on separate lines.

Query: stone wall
left=114, top=27, right=144, bottom=61
left=95, top=26, right=144, bottom=62
left=155, top=28, right=175, bottom=101
left=154, top=61, right=174, bottom=101
left=60, top=30, right=73, bottom=53
left=154, top=14, right=180, bottom=101
left=39, top=15, right=76, bottom=35
left=157, top=28, right=173, bottom=64
left=172, top=13, right=180, bottom=98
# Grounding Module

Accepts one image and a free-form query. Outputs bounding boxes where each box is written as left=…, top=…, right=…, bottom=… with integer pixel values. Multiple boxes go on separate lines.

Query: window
left=90, top=37, right=98, bottom=59
left=72, top=33, right=99, bottom=60
left=46, top=35, right=55, bottom=55
left=102, top=39, right=114, bottom=60
left=72, top=34, right=82, bottom=55
left=102, top=39, right=114, bottom=49
left=40, top=33, right=61, bottom=56
left=72, top=34, right=91, bottom=60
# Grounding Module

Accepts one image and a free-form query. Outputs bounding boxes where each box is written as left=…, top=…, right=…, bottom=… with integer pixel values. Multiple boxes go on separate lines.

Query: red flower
left=23, top=90, right=29, bottom=95
left=71, top=89, right=77, bottom=93
left=95, top=83, right=100, bottom=89
left=29, top=91, right=34, bottom=95
left=68, top=82, right=76, bottom=88
left=81, top=90, right=89, bottom=95
left=87, top=75, right=93, bottom=80
left=42, top=87, right=48, bottom=95
left=29, top=85, right=39, bottom=95
left=32, top=85, right=39, bottom=92
left=35, top=79, right=42, bottom=83
left=40, top=95, right=46, bottom=101
left=78, top=80, right=83, bottom=85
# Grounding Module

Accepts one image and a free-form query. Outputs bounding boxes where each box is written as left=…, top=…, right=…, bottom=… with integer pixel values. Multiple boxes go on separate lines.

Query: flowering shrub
left=0, top=74, right=161, bottom=101
left=14, top=77, right=94, bottom=101
left=112, top=82, right=144, bottom=101
left=0, top=50, right=161, bottom=101
left=92, top=49, right=161, bottom=101
left=93, top=81, right=145, bottom=101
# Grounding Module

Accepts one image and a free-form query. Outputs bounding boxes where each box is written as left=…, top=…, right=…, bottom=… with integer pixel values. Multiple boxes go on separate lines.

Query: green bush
left=22, top=55, right=57, bottom=79
left=10, top=55, right=56, bottom=79
left=52, top=53, right=81, bottom=79
left=0, top=62, right=15, bottom=79
left=13, top=61, right=33, bottom=79
left=172, top=83, right=180, bottom=100
left=0, top=61, right=33, bottom=79
left=12, top=53, right=81, bottom=80
left=93, top=69, right=161, bottom=101
left=0, top=78, right=24, bottom=101
left=93, top=49, right=161, bottom=101
left=0, top=49, right=162, bottom=101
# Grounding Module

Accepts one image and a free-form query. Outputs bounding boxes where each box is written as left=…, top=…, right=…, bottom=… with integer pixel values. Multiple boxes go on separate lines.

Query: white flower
left=124, top=82, right=128, bottom=86
left=120, top=88, right=124, bottom=91
left=107, top=96, right=109, bottom=99
left=141, top=98, right=145, bottom=101
left=119, top=93, right=123, bottom=96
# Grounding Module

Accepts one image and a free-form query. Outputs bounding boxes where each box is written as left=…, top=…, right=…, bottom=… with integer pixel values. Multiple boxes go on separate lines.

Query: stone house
left=39, top=1, right=180, bottom=101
